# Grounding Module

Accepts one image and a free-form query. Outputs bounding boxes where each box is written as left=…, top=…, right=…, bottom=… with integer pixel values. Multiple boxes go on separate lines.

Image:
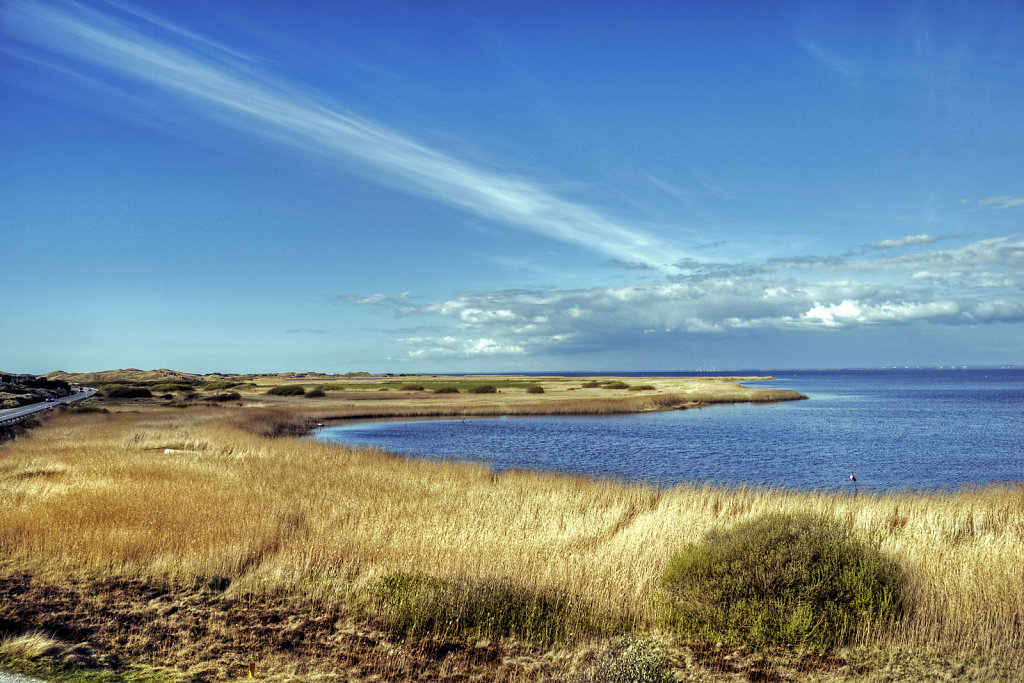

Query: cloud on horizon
left=348, top=236, right=1024, bottom=359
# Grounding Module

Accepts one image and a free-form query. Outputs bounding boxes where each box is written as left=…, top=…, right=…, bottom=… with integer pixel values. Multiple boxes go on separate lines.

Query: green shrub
left=64, top=404, right=109, bottom=414
left=467, top=384, right=497, bottom=394
left=370, top=573, right=602, bottom=645
left=582, top=381, right=602, bottom=388
left=305, top=387, right=326, bottom=398
left=526, top=385, right=545, bottom=394
left=208, top=391, right=241, bottom=402
left=201, top=380, right=241, bottom=391
left=602, top=381, right=630, bottom=390
left=151, top=382, right=195, bottom=393
left=582, top=635, right=673, bottom=683
left=400, top=384, right=425, bottom=391
left=433, top=386, right=459, bottom=394
left=628, top=384, right=656, bottom=391
left=659, top=512, right=905, bottom=652
left=100, top=385, right=152, bottom=399
left=267, top=385, right=305, bottom=396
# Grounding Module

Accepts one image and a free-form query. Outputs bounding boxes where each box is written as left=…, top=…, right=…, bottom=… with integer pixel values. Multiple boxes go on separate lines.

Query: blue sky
left=2, top=0, right=1022, bottom=374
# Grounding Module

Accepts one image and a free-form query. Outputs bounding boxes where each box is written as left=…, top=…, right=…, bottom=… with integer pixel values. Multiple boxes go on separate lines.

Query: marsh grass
left=0, top=406, right=1020, bottom=675
left=370, top=572, right=609, bottom=645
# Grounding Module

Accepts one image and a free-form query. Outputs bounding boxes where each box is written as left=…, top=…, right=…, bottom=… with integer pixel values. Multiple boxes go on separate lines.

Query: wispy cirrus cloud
left=974, top=196, right=1024, bottom=210
left=2, top=0, right=685, bottom=270
left=348, top=236, right=1024, bottom=359
left=864, top=234, right=940, bottom=249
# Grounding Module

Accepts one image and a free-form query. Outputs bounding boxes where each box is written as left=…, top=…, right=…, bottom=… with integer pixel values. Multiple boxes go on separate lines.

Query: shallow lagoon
left=316, top=369, right=1024, bottom=491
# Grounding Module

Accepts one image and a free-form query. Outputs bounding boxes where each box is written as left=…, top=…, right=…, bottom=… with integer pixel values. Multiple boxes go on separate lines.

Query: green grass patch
left=63, top=404, right=110, bottom=414
left=0, top=632, right=175, bottom=683
left=658, top=512, right=906, bottom=652
left=370, top=573, right=608, bottom=645
left=266, top=384, right=305, bottom=396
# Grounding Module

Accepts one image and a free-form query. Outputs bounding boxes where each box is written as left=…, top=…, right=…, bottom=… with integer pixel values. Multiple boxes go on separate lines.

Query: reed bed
left=1, top=406, right=1021, bottom=673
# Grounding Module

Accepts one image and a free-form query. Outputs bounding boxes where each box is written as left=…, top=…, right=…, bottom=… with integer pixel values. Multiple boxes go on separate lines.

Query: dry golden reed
left=1, top=405, right=1021, bottom=667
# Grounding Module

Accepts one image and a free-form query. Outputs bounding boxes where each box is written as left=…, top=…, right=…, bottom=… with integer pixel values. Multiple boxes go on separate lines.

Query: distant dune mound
left=45, top=368, right=208, bottom=384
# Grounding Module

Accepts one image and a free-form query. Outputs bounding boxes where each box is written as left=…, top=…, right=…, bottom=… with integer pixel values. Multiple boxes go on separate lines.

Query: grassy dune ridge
left=0, top=379, right=1021, bottom=679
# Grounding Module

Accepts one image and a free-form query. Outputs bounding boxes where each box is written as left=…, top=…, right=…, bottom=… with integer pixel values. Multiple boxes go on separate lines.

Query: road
left=0, top=388, right=96, bottom=426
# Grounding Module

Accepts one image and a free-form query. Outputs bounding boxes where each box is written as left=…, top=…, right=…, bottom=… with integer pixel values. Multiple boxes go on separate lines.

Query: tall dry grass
left=0, top=407, right=1020, bottom=666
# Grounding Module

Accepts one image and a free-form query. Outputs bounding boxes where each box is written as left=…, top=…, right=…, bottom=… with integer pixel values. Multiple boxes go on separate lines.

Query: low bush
left=582, top=381, right=602, bottom=388
left=266, top=385, right=305, bottom=396
left=433, top=386, right=459, bottom=394
left=370, top=573, right=603, bottom=645
left=602, top=381, right=631, bottom=390
left=628, top=384, right=656, bottom=391
left=201, top=380, right=241, bottom=391
left=208, top=392, right=241, bottom=402
left=151, top=383, right=195, bottom=393
left=659, top=512, right=906, bottom=652
left=467, top=384, right=497, bottom=394
left=64, top=404, right=109, bottom=414
left=581, top=635, right=674, bottom=683
left=526, top=385, right=545, bottom=394
left=305, top=387, right=326, bottom=398
left=100, top=385, right=152, bottom=399
left=400, top=384, right=425, bottom=391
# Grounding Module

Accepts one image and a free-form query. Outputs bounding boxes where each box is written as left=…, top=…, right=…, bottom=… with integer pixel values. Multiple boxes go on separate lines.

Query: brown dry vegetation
left=0, top=380, right=1021, bottom=681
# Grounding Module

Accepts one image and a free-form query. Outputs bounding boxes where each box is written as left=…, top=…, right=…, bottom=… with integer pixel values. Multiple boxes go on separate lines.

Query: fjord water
left=316, top=369, right=1024, bottom=491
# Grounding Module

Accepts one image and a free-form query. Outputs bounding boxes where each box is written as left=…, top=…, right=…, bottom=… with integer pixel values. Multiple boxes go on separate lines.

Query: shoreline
left=1, top=387, right=1021, bottom=681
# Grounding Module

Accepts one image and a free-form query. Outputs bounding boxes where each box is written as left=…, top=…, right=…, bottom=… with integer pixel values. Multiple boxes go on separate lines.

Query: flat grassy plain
left=1, top=375, right=1021, bottom=681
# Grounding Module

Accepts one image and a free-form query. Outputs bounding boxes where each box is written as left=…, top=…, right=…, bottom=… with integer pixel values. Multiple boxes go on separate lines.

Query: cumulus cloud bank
left=352, top=236, right=1024, bottom=358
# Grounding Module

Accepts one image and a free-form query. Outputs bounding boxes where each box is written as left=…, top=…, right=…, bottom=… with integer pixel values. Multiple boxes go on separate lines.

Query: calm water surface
left=315, top=369, right=1024, bottom=491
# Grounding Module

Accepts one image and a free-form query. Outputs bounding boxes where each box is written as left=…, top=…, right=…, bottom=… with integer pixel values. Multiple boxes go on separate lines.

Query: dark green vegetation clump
left=208, top=391, right=241, bottom=402
left=266, top=385, right=305, bottom=396
left=628, top=384, right=655, bottom=391
left=150, top=382, right=195, bottom=393
left=601, top=381, right=631, bottom=390
left=467, top=384, right=497, bottom=394
left=581, top=381, right=603, bottom=388
left=371, top=573, right=605, bottom=645
left=64, top=404, right=109, bottom=414
left=659, top=513, right=906, bottom=652
left=526, top=385, right=545, bottom=394
left=201, top=380, right=242, bottom=391
left=304, top=386, right=326, bottom=398
left=100, top=385, right=152, bottom=399
left=399, top=384, right=425, bottom=391
left=433, top=386, right=459, bottom=394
